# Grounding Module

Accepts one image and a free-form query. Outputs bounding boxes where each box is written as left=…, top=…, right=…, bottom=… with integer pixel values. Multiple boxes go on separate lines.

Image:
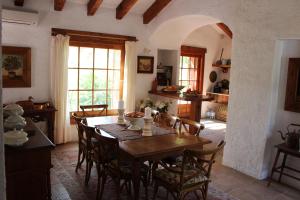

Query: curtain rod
left=51, top=28, right=138, bottom=42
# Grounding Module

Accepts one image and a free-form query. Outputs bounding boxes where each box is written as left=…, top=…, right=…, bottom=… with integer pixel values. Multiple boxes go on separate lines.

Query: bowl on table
left=125, top=112, right=145, bottom=131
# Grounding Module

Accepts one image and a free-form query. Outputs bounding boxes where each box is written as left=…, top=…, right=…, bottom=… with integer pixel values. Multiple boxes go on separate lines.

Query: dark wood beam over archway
left=87, top=0, right=103, bottom=16
left=143, top=0, right=172, bottom=24
left=14, top=0, right=24, bottom=6
left=116, top=0, right=138, bottom=20
left=217, top=23, right=233, bottom=39
left=54, top=0, right=65, bottom=11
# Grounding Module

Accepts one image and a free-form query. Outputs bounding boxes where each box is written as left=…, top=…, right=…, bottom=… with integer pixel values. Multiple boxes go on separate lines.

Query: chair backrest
left=80, top=104, right=108, bottom=117
left=173, top=117, right=204, bottom=136
left=177, top=140, right=226, bottom=188
left=94, top=128, right=120, bottom=165
left=71, top=112, right=87, bottom=143
left=81, top=123, right=97, bottom=151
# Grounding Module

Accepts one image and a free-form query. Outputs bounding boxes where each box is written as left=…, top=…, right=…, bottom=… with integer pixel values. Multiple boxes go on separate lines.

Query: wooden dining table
left=87, top=116, right=211, bottom=200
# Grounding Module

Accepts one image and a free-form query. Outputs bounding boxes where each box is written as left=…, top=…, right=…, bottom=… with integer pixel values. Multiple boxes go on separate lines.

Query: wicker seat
left=153, top=141, right=225, bottom=200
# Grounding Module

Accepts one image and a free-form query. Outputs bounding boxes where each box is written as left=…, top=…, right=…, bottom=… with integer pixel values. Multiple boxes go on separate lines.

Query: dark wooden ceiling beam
left=143, top=0, right=172, bottom=24
left=217, top=23, right=233, bottom=39
left=14, top=0, right=24, bottom=6
left=54, top=0, right=66, bottom=11
left=116, top=0, right=138, bottom=20
left=87, top=0, right=103, bottom=16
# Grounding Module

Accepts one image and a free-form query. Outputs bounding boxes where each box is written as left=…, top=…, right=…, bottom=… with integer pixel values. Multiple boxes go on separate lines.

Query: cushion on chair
left=108, top=160, right=149, bottom=177
left=155, top=167, right=208, bottom=189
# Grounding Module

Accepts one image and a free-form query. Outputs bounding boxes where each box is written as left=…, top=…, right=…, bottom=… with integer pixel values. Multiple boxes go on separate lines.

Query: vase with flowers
left=155, top=100, right=172, bottom=127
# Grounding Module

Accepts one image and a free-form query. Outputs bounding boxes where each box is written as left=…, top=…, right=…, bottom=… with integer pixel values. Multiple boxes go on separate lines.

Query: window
left=179, top=56, right=199, bottom=91
left=179, top=46, right=206, bottom=93
left=67, top=45, right=124, bottom=113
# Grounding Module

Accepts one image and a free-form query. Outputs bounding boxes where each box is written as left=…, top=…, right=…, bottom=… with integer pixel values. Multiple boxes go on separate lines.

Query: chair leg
left=98, top=173, right=107, bottom=200
left=153, top=182, right=159, bottom=200
left=79, top=150, right=86, bottom=166
left=203, top=183, right=209, bottom=200
left=115, top=178, right=121, bottom=200
left=142, top=177, right=148, bottom=200
left=75, top=147, right=83, bottom=173
left=85, top=159, right=93, bottom=186
left=96, top=167, right=102, bottom=200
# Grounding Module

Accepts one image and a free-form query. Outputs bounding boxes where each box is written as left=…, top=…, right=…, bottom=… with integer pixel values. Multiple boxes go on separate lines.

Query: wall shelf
left=212, top=63, right=231, bottom=72
left=206, top=92, right=229, bottom=104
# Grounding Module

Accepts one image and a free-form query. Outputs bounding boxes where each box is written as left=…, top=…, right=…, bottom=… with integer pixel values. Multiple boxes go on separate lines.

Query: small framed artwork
left=2, top=46, right=31, bottom=88
left=285, top=58, right=300, bottom=113
left=137, top=56, right=154, bottom=74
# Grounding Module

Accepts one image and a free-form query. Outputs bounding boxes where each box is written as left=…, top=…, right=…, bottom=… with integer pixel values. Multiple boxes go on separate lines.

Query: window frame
left=67, top=41, right=125, bottom=115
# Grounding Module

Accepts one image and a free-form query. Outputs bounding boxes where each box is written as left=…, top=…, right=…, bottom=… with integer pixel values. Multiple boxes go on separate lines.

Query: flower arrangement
left=155, top=100, right=171, bottom=113
left=139, top=98, right=154, bottom=110
left=3, top=56, right=22, bottom=72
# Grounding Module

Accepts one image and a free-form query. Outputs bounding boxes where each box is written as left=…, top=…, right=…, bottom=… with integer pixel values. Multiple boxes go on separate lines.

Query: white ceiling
left=68, top=0, right=156, bottom=15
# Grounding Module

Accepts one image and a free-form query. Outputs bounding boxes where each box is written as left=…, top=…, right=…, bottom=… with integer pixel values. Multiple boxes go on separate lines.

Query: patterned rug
left=51, top=148, right=238, bottom=200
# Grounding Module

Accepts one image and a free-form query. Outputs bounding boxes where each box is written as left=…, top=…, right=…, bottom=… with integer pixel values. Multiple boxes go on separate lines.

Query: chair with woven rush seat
left=177, top=117, right=205, bottom=137
left=92, top=128, right=150, bottom=200
left=162, top=117, right=205, bottom=167
left=153, top=141, right=225, bottom=200
left=80, top=104, right=108, bottom=117
left=71, top=113, right=88, bottom=173
left=72, top=113, right=99, bottom=185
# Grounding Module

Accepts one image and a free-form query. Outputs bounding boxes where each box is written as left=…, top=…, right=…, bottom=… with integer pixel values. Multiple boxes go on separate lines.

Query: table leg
left=132, top=160, right=141, bottom=200
left=278, top=153, right=287, bottom=183
left=268, top=149, right=280, bottom=186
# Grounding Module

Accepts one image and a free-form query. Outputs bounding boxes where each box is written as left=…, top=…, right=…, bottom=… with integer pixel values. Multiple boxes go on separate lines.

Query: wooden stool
left=268, top=143, right=300, bottom=186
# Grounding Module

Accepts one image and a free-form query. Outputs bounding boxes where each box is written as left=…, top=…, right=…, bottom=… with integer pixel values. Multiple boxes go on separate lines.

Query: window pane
left=95, top=48, right=108, bottom=69
left=79, top=47, right=93, bottom=68
left=189, top=68, right=197, bottom=81
left=94, top=70, right=107, bottom=90
left=109, top=49, right=121, bottom=69
left=182, top=56, right=189, bottom=68
left=108, top=70, right=120, bottom=89
left=181, top=69, right=189, bottom=80
left=68, top=69, right=78, bottom=90
left=79, top=69, right=93, bottom=89
left=79, top=91, right=92, bottom=106
left=107, top=90, right=119, bottom=109
left=68, top=91, right=78, bottom=112
left=94, top=91, right=107, bottom=105
left=68, top=46, right=78, bottom=68
left=181, top=81, right=189, bottom=87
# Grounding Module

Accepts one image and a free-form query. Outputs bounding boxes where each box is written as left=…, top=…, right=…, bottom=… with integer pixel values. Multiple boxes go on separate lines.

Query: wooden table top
left=119, top=134, right=211, bottom=159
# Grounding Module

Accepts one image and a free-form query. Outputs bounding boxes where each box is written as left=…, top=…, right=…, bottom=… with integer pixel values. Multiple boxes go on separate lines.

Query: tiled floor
left=51, top=120, right=300, bottom=200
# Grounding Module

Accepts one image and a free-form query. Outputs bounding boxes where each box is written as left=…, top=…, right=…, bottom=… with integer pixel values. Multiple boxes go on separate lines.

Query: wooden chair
left=177, top=118, right=205, bottom=137
left=71, top=113, right=88, bottom=173
left=92, top=128, right=150, bottom=200
left=72, top=113, right=96, bottom=185
left=80, top=104, right=108, bottom=117
left=153, top=141, right=226, bottom=200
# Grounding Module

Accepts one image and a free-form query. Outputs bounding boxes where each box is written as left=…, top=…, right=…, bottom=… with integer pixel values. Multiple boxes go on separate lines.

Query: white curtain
left=124, top=41, right=137, bottom=112
left=50, top=34, right=73, bottom=144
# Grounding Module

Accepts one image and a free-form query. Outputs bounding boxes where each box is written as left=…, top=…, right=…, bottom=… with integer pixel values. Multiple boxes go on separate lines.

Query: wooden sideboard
left=5, top=119, right=55, bottom=200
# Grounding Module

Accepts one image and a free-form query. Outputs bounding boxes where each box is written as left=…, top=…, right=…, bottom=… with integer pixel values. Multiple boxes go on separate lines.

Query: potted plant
left=3, top=56, right=22, bottom=79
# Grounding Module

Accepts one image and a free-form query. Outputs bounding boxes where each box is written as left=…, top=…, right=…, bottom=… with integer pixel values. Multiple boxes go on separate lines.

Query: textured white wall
left=267, top=40, right=300, bottom=189
left=146, top=0, right=300, bottom=179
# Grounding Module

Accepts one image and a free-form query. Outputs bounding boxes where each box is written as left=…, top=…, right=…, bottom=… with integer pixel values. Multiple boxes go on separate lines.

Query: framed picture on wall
left=2, top=46, right=31, bottom=88
left=137, top=56, right=154, bottom=73
left=284, top=58, right=300, bottom=113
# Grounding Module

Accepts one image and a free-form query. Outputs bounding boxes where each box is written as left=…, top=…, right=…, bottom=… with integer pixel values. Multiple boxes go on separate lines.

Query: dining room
left=1, top=1, right=300, bottom=200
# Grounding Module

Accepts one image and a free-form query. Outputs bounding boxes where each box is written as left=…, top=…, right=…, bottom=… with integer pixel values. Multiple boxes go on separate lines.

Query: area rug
left=52, top=148, right=238, bottom=200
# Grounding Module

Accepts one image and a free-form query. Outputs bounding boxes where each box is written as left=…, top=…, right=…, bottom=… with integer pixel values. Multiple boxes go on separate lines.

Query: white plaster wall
left=182, top=25, right=232, bottom=117
left=146, top=0, right=300, bottom=179
left=267, top=40, right=300, bottom=189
